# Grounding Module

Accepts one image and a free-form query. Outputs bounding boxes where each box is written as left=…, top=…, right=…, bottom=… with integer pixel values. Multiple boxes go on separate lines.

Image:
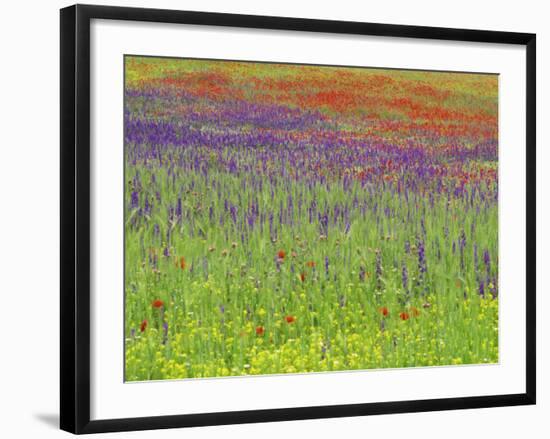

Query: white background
left=0, top=0, right=546, bottom=438
left=91, top=19, right=526, bottom=420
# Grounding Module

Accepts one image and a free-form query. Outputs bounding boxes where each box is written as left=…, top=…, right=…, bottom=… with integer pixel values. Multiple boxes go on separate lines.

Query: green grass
left=124, top=152, right=498, bottom=381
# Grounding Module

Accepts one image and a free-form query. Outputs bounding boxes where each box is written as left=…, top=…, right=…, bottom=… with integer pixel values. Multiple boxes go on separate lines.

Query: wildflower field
left=124, top=56, right=499, bottom=381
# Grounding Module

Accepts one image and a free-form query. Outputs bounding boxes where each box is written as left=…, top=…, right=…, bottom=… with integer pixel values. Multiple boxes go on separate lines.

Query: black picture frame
left=60, top=4, right=536, bottom=434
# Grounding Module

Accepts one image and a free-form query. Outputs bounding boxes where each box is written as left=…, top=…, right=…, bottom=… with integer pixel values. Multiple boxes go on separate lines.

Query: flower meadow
left=124, top=56, right=498, bottom=381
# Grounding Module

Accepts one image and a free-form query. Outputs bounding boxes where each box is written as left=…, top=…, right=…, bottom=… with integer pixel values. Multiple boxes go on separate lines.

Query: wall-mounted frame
left=60, top=4, right=536, bottom=434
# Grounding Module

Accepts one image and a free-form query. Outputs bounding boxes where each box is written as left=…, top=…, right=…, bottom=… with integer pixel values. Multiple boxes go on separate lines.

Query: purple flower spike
left=417, top=239, right=427, bottom=275
left=130, top=191, right=139, bottom=209
left=478, top=280, right=485, bottom=298
left=359, top=265, right=366, bottom=282
left=375, top=251, right=382, bottom=290
left=162, top=321, right=169, bottom=345
left=483, top=249, right=491, bottom=272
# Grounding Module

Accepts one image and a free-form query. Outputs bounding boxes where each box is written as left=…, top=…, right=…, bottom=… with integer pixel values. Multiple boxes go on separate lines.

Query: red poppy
left=277, top=250, right=286, bottom=260
left=399, top=312, right=410, bottom=321
left=285, top=315, right=296, bottom=324
left=410, top=306, right=420, bottom=317
left=140, top=320, right=148, bottom=332
left=300, top=272, right=306, bottom=282
left=179, top=256, right=186, bottom=270
left=152, top=299, right=164, bottom=309
left=255, top=326, right=265, bottom=336
left=379, top=306, right=389, bottom=317
left=306, top=261, right=316, bottom=268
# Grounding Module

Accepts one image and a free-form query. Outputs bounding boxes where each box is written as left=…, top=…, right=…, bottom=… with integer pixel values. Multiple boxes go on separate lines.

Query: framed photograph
left=60, top=4, right=536, bottom=434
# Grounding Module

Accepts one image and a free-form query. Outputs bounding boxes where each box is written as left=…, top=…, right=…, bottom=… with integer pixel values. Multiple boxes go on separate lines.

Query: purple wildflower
left=375, top=251, right=382, bottom=290
left=359, top=265, right=366, bottom=282
left=130, top=191, right=139, bottom=209
left=162, top=321, right=169, bottom=345
left=478, top=279, right=485, bottom=298
left=483, top=249, right=491, bottom=273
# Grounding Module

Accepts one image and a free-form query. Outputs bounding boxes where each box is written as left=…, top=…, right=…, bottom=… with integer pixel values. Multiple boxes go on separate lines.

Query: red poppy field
left=124, top=57, right=498, bottom=381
